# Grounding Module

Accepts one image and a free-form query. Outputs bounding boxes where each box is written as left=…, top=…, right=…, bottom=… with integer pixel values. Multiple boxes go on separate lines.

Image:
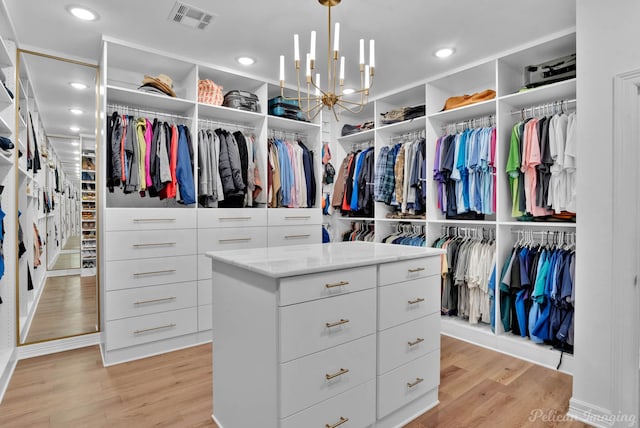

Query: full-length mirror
left=16, top=50, right=99, bottom=345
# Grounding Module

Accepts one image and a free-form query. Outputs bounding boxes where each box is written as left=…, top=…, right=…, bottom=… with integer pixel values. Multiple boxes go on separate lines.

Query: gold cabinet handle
left=285, top=215, right=311, bottom=220
left=285, top=234, right=311, bottom=239
left=133, top=218, right=176, bottom=222
left=408, top=297, right=425, bottom=305
left=134, top=323, right=176, bottom=334
left=325, top=368, right=349, bottom=380
left=134, top=297, right=176, bottom=305
left=407, top=377, right=424, bottom=388
left=218, top=238, right=251, bottom=243
left=326, top=417, right=349, bottom=428
left=408, top=337, right=425, bottom=347
left=219, top=217, right=251, bottom=221
left=326, top=319, right=350, bottom=328
left=408, top=267, right=425, bottom=273
left=325, top=280, right=350, bottom=289
left=132, top=242, right=176, bottom=248
left=133, top=269, right=176, bottom=276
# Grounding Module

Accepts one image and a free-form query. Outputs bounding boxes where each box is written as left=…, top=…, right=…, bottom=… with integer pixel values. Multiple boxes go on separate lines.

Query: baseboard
left=212, top=413, right=224, bottom=428
left=568, top=398, right=620, bottom=428
left=0, top=349, right=17, bottom=404
left=17, top=332, right=101, bottom=360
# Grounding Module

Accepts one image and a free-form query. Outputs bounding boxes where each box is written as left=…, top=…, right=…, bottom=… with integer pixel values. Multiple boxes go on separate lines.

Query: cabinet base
left=373, top=387, right=439, bottom=427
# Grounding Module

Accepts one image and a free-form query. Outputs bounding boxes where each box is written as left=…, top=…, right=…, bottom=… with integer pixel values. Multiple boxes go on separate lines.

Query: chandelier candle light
left=279, top=0, right=375, bottom=121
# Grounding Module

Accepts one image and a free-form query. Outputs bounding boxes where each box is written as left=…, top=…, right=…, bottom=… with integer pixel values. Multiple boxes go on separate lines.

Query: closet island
left=206, top=241, right=445, bottom=428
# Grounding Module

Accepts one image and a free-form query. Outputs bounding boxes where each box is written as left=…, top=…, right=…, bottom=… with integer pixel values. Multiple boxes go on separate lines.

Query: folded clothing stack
left=340, top=120, right=374, bottom=136
left=380, top=105, right=425, bottom=125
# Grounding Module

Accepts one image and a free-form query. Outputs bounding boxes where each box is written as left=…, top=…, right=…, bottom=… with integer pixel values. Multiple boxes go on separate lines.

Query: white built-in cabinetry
left=331, top=31, right=578, bottom=373
left=99, top=38, right=323, bottom=364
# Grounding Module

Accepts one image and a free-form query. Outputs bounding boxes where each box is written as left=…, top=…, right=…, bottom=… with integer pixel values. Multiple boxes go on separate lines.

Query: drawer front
left=105, top=308, right=197, bottom=351
left=280, top=334, right=376, bottom=418
left=280, top=289, right=376, bottom=363
left=378, top=276, right=440, bottom=330
left=198, top=304, right=212, bottom=332
left=105, top=255, right=197, bottom=291
left=268, top=208, right=322, bottom=226
left=197, top=226, right=267, bottom=254
left=105, top=282, right=197, bottom=321
left=105, top=229, right=197, bottom=261
left=197, top=208, right=267, bottom=228
left=105, top=208, right=195, bottom=231
left=268, top=225, right=321, bottom=247
left=281, top=379, right=375, bottom=428
left=377, top=313, right=440, bottom=375
left=377, top=351, right=440, bottom=419
left=279, top=265, right=376, bottom=306
left=198, top=279, right=212, bottom=306
left=379, top=256, right=440, bottom=286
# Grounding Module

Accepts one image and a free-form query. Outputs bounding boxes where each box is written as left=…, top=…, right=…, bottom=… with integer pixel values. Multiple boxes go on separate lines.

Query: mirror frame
left=14, top=48, right=101, bottom=346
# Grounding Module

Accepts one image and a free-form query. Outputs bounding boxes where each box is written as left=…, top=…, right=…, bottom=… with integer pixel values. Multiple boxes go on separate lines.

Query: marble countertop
left=205, top=241, right=445, bottom=278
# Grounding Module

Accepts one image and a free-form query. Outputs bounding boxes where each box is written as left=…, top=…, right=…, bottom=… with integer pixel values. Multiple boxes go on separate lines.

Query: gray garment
left=217, top=129, right=245, bottom=196
left=198, top=129, right=212, bottom=197
left=110, top=115, right=122, bottom=182
left=208, top=131, right=219, bottom=202
left=124, top=117, right=139, bottom=193
left=158, top=124, right=171, bottom=184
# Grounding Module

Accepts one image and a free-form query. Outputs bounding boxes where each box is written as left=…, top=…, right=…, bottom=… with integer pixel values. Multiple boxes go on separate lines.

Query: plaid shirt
left=374, top=145, right=396, bottom=204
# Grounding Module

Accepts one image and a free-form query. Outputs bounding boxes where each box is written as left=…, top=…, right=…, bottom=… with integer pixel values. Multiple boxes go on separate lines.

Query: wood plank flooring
left=51, top=253, right=80, bottom=270
left=24, top=275, right=97, bottom=344
left=0, top=336, right=589, bottom=427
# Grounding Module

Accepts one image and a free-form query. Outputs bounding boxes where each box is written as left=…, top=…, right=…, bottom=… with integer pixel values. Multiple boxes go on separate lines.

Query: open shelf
left=198, top=103, right=264, bottom=128
left=427, top=99, right=496, bottom=123
left=107, top=85, right=196, bottom=116
left=337, top=128, right=375, bottom=144
left=376, top=117, right=426, bottom=134
left=499, top=78, right=576, bottom=109
left=267, top=115, right=320, bottom=133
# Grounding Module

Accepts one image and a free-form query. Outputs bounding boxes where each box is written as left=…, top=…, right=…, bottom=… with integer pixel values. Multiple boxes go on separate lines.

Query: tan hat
left=142, top=74, right=176, bottom=97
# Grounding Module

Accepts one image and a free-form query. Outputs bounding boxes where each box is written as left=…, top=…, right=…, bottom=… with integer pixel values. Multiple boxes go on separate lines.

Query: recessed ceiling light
left=70, top=108, right=83, bottom=115
left=71, top=141, right=80, bottom=146
left=70, top=126, right=80, bottom=132
left=434, top=48, right=455, bottom=59
left=70, top=82, right=88, bottom=90
left=342, top=88, right=355, bottom=95
left=236, top=56, right=255, bottom=66
left=66, top=5, right=99, bottom=21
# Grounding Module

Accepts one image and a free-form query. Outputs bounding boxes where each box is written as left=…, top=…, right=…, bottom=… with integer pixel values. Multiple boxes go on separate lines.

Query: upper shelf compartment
left=499, top=78, right=576, bottom=109
left=106, top=85, right=196, bottom=116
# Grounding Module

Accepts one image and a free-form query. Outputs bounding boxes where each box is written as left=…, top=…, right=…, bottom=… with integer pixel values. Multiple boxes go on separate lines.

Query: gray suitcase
left=223, top=90, right=260, bottom=112
left=524, top=53, right=576, bottom=88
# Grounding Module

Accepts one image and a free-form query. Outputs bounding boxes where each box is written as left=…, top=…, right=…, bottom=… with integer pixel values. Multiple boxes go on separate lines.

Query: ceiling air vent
left=168, top=2, right=216, bottom=31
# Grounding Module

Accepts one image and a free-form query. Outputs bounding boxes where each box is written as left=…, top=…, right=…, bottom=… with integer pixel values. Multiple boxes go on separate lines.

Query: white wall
left=573, top=0, right=640, bottom=422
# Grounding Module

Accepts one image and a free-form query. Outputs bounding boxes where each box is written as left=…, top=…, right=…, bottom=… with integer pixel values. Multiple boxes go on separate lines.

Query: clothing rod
left=509, top=99, right=577, bottom=115
left=510, top=229, right=576, bottom=235
left=269, top=128, right=308, bottom=138
left=108, top=104, right=192, bottom=122
left=389, top=130, right=425, bottom=142
left=441, top=114, right=495, bottom=130
left=198, top=119, right=256, bottom=132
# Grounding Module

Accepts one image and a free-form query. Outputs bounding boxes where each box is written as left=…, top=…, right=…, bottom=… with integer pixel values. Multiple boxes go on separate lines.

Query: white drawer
left=279, top=265, right=376, bottom=306
left=105, top=229, right=197, bottom=261
left=105, top=307, right=197, bottom=351
left=105, top=208, right=196, bottom=231
left=280, top=334, right=376, bottom=418
left=377, top=351, right=440, bottom=418
left=281, top=379, right=375, bottom=428
left=104, top=255, right=197, bottom=291
left=198, top=279, right=212, bottom=305
left=267, top=208, right=322, bottom=226
left=198, top=208, right=267, bottom=228
left=378, top=276, right=440, bottom=330
left=197, top=226, right=267, bottom=254
left=268, top=225, right=321, bottom=247
left=377, top=313, right=440, bottom=375
left=280, top=288, right=376, bottom=363
left=105, top=282, right=197, bottom=321
left=198, top=304, right=212, bottom=332
left=379, top=256, right=440, bottom=286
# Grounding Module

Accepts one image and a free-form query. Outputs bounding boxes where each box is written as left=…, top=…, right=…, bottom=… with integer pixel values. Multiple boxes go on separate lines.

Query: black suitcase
left=223, top=90, right=260, bottom=112
left=524, top=54, right=576, bottom=89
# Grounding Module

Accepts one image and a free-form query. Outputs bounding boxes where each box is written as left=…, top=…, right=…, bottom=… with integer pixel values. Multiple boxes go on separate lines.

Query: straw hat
left=141, top=74, right=176, bottom=97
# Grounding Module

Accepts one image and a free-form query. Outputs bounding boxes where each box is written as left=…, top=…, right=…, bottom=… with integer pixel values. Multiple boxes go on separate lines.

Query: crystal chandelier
left=278, top=0, right=375, bottom=121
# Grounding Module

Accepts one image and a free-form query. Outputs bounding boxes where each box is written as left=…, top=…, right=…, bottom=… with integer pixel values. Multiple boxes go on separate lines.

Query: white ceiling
left=3, top=0, right=576, bottom=178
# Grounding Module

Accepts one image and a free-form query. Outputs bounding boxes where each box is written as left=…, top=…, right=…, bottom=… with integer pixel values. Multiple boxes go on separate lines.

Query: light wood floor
left=51, top=253, right=80, bottom=270
left=0, top=335, right=589, bottom=427
left=24, top=275, right=97, bottom=344
left=63, top=236, right=80, bottom=251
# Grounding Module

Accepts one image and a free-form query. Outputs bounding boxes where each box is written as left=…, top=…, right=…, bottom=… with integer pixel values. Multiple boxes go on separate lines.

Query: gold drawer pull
left=134, top=323, right=176, bottom=334
left=133, top=269, right=176, bottom=277
left=325, top=368, right=349, bottom=380
left=134, top=297, right=176, bottom=305
left=218, top=238, right=251, bottom=243
left=325, top=280, right=350, bottom=289
left=326, top=319, right=350, bottom=328
left=408, top=267, right=425, bottom=273
left=407, top=377, right=424, bottom=388
left=408, top=337, right=424, bottom=347
left=133, top=218, right=176, bottom=222
left=285, top=234, right=311, bottom=239
left=219, top=217, right=251, bottom=221
left=285, top=215, right=311, bottom=220
left=408, top=297, right=425, bottom=305
left=326, top=417, right=349, bottom=428
left=132, top=242, right=176, bottom=248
